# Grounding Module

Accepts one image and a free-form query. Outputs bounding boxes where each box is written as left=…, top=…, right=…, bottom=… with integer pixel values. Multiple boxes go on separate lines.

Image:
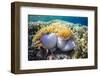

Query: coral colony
left=28, top=18, right=88, bottom=60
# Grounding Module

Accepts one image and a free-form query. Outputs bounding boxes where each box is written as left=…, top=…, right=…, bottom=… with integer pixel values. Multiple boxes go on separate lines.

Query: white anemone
left=57, top=37, right=75, bottom=52
left=41, top=33, right=57, bottom=49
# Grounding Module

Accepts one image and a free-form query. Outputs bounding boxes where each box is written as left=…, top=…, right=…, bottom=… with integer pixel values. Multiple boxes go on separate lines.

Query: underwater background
left=28, top=15, right=88, bottom=25
left=28, top=15, right=88, bottom=61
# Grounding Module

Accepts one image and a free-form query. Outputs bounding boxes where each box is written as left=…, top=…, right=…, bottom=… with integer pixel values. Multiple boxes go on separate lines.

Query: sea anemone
left=40, top=33, right=57, bottom=49
left=32, top=22, right=73, bottom=48
left=57, top=37, right=75, bottom=52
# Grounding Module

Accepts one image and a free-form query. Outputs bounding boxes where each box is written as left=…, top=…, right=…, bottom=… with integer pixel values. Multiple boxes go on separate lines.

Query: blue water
left=28, top=15, right=88, bottom=26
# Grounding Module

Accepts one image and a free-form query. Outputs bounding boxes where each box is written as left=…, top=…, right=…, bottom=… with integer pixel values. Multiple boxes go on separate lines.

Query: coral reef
left=28, top=19, right=88, bottom=60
